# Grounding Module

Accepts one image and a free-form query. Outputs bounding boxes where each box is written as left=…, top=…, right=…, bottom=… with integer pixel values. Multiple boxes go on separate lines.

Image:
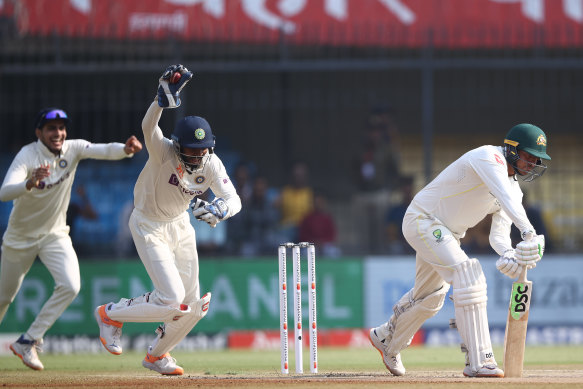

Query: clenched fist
left=124, top=136, right=143, bottom=155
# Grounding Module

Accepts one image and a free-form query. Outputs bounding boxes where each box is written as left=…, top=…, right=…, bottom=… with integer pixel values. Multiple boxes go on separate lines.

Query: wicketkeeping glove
left=515, top=234, right=545, bottom=268
left=157, top=64, right=193, bottom=109
left=496, top=249, right=522, bottom=279
left=191, top=197, right=229, bottom=228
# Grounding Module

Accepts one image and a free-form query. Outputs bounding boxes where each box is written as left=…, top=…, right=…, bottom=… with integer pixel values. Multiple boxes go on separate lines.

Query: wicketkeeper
left=0, top=108, right=142, bottom=370
left=369, top=124, right=550, bottom=377
left=94, top=65, right=242, bottom=375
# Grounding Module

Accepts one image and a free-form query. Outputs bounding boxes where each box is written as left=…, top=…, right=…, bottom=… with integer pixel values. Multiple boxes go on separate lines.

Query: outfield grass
left=1, top=346, right=582, bottom=388
left=1, top=345, right=582, bottom=373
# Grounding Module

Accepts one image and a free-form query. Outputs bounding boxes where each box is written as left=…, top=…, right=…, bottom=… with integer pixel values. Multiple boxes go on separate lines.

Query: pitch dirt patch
left=3, top=370, right=583, bottom=388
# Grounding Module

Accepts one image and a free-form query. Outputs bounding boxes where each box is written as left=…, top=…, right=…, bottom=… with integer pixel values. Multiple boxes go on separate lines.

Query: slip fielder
left=94, top=65, right=242, bottom=375
left=0, top=108, right=142, bottom=370
left=369, top=124, right=549, bottom=377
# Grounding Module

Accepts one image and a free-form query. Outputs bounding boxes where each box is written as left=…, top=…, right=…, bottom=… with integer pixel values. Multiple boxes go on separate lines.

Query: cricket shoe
left=463, top=364, right=504, bottom=378
left=142, top=352, right=184, bottom=375
left=10, top=335, right=44, bottom=370
left=368, top=328, right=406, bottom=376
left=94, top=304, right=123, bottom=355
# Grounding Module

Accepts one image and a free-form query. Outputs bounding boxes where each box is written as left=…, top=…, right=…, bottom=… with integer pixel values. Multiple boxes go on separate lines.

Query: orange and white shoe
left=10, top=335, right=44, bottom=370
left=94, top=304, right=123, bottom=355
left=142, top=352, right=184, bottom=375
left=369, top=327, right=406, bottom=376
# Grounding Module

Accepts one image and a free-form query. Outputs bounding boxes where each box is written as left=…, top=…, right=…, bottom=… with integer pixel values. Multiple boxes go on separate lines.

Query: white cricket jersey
left=134, top=101, right=241, bottom=221
left=0, top=139, right=131, bottom=249
left=409, top=145, right=534, bottom=255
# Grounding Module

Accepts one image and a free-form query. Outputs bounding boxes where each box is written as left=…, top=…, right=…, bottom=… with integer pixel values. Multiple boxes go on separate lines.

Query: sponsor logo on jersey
left=168, top=174, right=203, bottom=196
left=494, top=154, right=504, bottom=165
left=37, top=171, right=71, bottom=190
left=58, top=159, right=68, bottom=168
left=168, top=174, right=180, bottom=186
left=176, top=164, right=185, bottom=179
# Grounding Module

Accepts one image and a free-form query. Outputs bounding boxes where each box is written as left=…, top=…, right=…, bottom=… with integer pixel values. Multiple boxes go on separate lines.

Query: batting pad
left=107, top=293, right=192, bottom=323
left=149, top=292, right=211, bottom=356
left=452, top=258, right=496, bottom=373
left=384, top=285, right=449, bottom=356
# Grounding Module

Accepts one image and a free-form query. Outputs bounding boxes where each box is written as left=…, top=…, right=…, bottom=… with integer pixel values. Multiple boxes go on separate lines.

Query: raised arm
left=142, top=64, right=193, bottom=162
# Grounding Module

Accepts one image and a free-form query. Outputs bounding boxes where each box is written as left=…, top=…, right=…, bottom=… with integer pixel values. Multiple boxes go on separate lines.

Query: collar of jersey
left=37, top=138, right=63, bottom=158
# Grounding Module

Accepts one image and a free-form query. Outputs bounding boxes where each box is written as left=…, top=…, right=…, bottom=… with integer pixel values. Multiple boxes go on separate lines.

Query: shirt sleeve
left=469, top=148, right=535, bottom=238
left=489, top=208, right=513, bottom=256
left=77, top=139, right=131, bottom=160
left=141, top=100, right=167, bottom=163
left=0, top=151, right=31, bottom=201
left=208, top=156, right=242, bottom=220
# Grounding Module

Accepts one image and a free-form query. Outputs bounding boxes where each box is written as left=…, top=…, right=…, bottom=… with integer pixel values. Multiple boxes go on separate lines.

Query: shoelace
left=160, top=355, right=178, bottom=367
left=112, top=326, right=122, bottom=341
left=23, top=341, right=42, bottom=357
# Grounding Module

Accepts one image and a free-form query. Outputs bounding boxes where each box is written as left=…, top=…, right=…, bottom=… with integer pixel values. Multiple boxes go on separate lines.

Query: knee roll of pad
left=108, top=293, right=192, bottom=323
left=148, top=292, right=212, bottom=356
left=452, top=258, right=487, bottom=307
left=385, top=285, right=448, bottom=355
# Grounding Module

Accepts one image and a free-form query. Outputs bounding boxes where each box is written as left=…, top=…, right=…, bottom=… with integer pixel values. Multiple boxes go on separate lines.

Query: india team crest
left=194, top=128, right=205, bottom=140
left=536, top=134, right=547, bottom=146
left=58, top=159, right=68, bottom=168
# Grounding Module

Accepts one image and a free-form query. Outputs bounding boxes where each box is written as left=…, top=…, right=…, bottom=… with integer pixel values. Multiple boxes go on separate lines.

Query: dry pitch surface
left=2, top=369, right=583, bottom=388
left=1, top=347, right=582, bottom=388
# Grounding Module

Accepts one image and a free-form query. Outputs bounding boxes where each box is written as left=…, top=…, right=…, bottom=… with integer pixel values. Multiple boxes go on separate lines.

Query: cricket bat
left=503, top=266, right=532, bottom=378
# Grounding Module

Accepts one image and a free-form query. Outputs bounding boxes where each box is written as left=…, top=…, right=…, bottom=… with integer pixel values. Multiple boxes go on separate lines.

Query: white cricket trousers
left=0, top=234, right=80, bottom=340
left=129, top=209, right=200, bottom=307
left=402, top=208, right=473, bottom=292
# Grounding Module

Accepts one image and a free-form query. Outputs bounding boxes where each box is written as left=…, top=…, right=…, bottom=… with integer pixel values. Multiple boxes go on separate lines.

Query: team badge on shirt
left=195, top=176, right=205, bottom=184
left=58, top=159, right=68, bottom=168
left=433, top=229, right=443, bottom=243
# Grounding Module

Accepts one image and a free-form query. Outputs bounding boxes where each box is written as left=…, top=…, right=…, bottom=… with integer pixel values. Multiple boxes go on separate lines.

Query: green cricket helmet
left=503, top=123, right=550, bottom=182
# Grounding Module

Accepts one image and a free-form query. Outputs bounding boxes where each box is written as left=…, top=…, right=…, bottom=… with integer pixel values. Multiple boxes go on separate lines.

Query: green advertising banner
left=0, top=258, right=363, bottom=336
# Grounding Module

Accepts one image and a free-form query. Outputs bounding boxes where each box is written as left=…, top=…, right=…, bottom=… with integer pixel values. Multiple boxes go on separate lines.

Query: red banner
left=5, top=0, right=583, bottom=47
left=228, top=329, right=425, bottom=349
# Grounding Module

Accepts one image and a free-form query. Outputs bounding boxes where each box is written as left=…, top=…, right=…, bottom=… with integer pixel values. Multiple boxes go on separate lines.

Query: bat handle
left=518, top=266, right=528, bottom=282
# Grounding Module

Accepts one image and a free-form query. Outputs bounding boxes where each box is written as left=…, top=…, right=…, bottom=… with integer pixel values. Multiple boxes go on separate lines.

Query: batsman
left=369, top=124, right=550, bottom=377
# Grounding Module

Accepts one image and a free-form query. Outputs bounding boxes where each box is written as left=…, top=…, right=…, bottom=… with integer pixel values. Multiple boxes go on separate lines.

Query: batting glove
left=157, top=64, right=193, bottom=109
left=496, top=249, right=522, bottom=279
left=191, top=197, right=228, bottom=228
left=515, top=234, right=545, bottom=268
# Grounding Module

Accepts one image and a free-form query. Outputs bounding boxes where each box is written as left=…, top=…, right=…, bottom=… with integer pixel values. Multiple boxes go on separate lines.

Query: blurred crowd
left=217, top=160, right=341, bottom=258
